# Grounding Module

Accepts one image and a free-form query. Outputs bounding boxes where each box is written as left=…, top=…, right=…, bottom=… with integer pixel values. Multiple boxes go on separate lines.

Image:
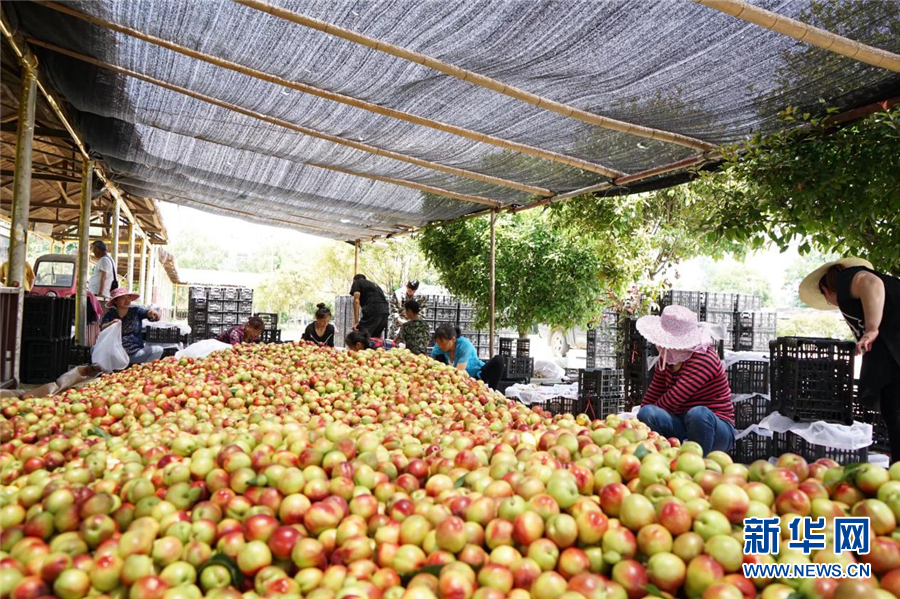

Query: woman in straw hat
left=800, top=258, right=900, bottom=457
left=635, top=305, right=735, bottom=455
left=101, top=287, right=163, bottom=365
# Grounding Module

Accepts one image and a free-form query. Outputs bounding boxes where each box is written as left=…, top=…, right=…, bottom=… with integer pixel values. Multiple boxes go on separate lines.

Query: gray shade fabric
left=7, top=0, right=900, bottom=240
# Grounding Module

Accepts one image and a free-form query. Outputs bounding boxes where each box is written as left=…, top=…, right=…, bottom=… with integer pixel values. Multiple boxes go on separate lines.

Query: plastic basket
left=503, top=356, right=534, bottom=380
left=190, top=310, right=207, bottom=323
left=705, top=292, right=736, bottom=312
left=773, top=431, right=867, bottom=465
left=239, top=287, right=254, bottom=301
left=854, top=405, right=890, bottom=455
left=192, top=323, right=209, bottom=338
left=207, top=312, right=222, bottom=325
left=223, top=313, right=237, bottom=325
left=530, top=396, right=585, bottom=417
left=705, top=310, right=736, bottom=332
left=736, top=294, right=762, bottom=312
left=727, top=361, right=770, bottom=395
left=207, top=287, right=224, bottom=300
left=223, top=301, right=238, bottom=313
left=69, top=344, right=92, bottom=366
left=660, top=290, right=706, bottom=315
left=253, top=313, right=279, bottom=330
left=733, top=394, right=772, bottom=429
left=23, top=296, right=74, bottom=339
left=259, top=329, right=282, bottom=343
left=516, top=338, right=530, bottom=358
left=21, top=337, right=70, bottom=384
left=770, top=337, right=856, bottom=424
left=207, top=301, right=223, bottom=313
left=189, top=286, right=207, bottom=300
left=499, top=338, right=515, bottom=356
left=223, top=287, right=239, bottom=301
left=144, top=327, right=183, bottom=343
left=579, top=368, right=625, bottom=418
left=733, top=432, right=772, bottom=464
left=208, top=324, right=223, bottom=336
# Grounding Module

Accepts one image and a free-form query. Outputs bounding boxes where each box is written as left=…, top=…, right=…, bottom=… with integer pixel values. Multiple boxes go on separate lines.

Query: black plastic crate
left=208, top=324, right=223, bottom=337
left=736, top=294, right=762, bottom=312
left=727, top=361, right=770, bottom=395
left=254, top=313, right=279, bottom=330
left=192, top=323, right=209, bottom=338
left=145, top=327, right=183, bottom=343
left=21, top=337, right=70, bottom=383
left=238, top=301, right=253, bottom=313
left=207, top=300, right=223, bottom=313
left=223, top=287, right=239, bottom=301
left=660, top=290, right=706, bottom=316
left=502, top=356, right=534, bottom=380
left=69, top=344, right=92, bottom=366
left=208, top=312, right=223, bottom=325
left=191, top=310, right=207, bottom=323
left=189, top=287, right=207, bottom=300
left=773, top=431, right=867, bottom=465
left=499, top=338, right=515, bottom=356
left=770, top=337, right=856, bottom=424
left=733, top=432, right=772, bottom=464
left=239, top=287, right=254, bottom=301
left=223, top=301, right=238, bottom=313
left=705, top=310, right=736, bottom=332
left=705, top=292, right=736, bottom=313
left=23, top=297, right=74, bottom=339
left=579, top=368, right=626, bottom=419
left=733, top=394, right=771, bottom=429
left=434, top=307, right=459, bottom=322
left=854, top=405, right=890, bottom=455
left=530, top=396, right=585, bottom=417
left=516, top=338, right=530, bottom=358
left=207, top=287, right=224, bottom=300
left=223, top=313, right=237, bottom=325
left=458, top=307, right=475, bottom=322
left=259, top=329, right=282, bottom=343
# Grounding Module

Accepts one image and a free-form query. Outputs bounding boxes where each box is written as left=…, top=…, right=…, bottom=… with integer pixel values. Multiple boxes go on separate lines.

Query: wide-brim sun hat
left=798, top=257, right=873, bottom=311
left=636, top=305, right=704, bottom=350
left=107, top=287, right=140, bottom=307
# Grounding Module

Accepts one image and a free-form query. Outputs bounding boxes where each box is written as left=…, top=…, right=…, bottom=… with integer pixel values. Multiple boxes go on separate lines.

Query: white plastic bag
left=175, top=339, right=232, bottom=359
left=757, top=411, right=873, bottom=450
left=92, top=321, right=130, bottom=372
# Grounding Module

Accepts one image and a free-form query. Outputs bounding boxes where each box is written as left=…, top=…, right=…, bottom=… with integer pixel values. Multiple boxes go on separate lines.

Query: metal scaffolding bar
left=74, top=160, right=92, bottom=345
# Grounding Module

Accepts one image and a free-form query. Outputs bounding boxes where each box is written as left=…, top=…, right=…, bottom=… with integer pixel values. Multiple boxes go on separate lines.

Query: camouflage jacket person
left=389, top=290, right=428, bottom=338
left=398, top=318, right=431, bottom=355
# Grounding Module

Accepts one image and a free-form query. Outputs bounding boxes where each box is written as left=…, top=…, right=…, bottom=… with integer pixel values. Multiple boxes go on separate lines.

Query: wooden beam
left=0, top=121, right=75, bottom=138
left=235, top=0, right=715, bottom=152
left=38, top=1, right=624, bottom=179
left=0, top=169, right=80, bottom=182
left=694, top=0, right=900, bottom=72
left=26, top=37, right=552, bottom=199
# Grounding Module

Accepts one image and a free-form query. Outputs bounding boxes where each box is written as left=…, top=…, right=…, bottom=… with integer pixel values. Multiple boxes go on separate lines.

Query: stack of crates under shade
left=728, top=359, right=773, bottom=463
left=660, top=290, right=776, bottom=352
left=620, top=317, right=656, bottom=408
left=419, top=295, right=503, bottom=358
left=498, top=337, right=534, bottom=391
left=769, top=337, right=866, bottom=464
left=586, top=309, right=619, bottom=369
left=578, top=368, right=626, bottom=419
left=21, top=296, right=74, bottom=383
left=334, top=295, right=354, bottom=348
left=188, top=286, right=254, bottom=340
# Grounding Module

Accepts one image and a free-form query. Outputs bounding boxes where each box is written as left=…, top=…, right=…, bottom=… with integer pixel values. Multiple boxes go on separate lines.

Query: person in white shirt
left=88, top=240, right=117, bottom=299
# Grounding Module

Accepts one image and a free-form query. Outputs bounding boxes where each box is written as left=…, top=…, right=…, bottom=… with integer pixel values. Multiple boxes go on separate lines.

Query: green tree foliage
left=418, top=211, right=608, bottom=336
left=693, top=106, right=900, bottom=271
left=253, top=268, right=315, bottom=323
left=698, top=258, right=775, bottom=308
left=778, top=311, right=853, bottom=341
left=318, top=238, right=439, bottom=297
left=169, top=231, right=225, bottom=270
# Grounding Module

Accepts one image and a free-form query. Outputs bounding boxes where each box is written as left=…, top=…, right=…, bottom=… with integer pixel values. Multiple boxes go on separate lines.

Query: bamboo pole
left=488, top=209, right=496, bottom=357
left=139, top=238, right=147, bottom=304
left=111, top=199, right=120, bottom=266
left=7, top=63, right=37, bottom=384
left=235, top=0, right=715, bottom=152
left=694, top=0, right=900, bottom=72
left=74, top=160, right=92, bottom=345
left=38, top=1, right=624, bottom=180
left=27, top=38, right=552, bottom=199
left=7, top=65, right=36, bottom=291
left=354, top=241, right=360, bottom=275
left=127, top=222, right=135, bottom=292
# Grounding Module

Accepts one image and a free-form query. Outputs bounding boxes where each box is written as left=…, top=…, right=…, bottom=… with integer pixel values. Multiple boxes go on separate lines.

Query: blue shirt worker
left=430, top=324, right=505, bottom=390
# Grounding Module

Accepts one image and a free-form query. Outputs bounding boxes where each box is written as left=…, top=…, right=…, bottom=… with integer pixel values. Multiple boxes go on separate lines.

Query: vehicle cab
left=30, top=254, right=78, bottom=298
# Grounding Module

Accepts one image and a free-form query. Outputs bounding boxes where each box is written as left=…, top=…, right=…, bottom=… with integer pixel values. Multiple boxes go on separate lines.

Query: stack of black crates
left=421, top=295, right=501, bottom=358
left=660, top=290, right=776, bottom=352
left=578, top=368, right=626, bottom=419
left=253, top=312, right=282, bottom=343
left=498, top=337, right=534, bottom=391
left=187, top=286, right=254, bottom=340
left=620, top=317, right=656, bottom=408
left=769, top=337, right=867, bottom=463
left=586, top=309, right=619, bottom=369
left=21, top=296, right=74, bottom=383
left=729, top=359, right=773, bottom=463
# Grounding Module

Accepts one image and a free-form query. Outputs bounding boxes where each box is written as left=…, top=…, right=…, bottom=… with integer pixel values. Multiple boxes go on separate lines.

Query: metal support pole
left=111, top=200, right=120, bottom=267
left=127, top=223, right=135, bottom=291
left=147, top=245, right=156, bottom=305
left=74, top=160, right=92, bottom=345
left=139, top=238, right=147, bottom=303
left=353, top=240, right=359, bottom=275
left=489, top=209, right=497, bottom=356
left=7, top=64, right=37, bottom=384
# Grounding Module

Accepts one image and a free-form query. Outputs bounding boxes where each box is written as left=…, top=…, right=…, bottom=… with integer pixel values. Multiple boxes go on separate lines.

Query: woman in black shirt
left=801, top=258, right=900, bottom=458
left=302, top=303, right=335, bottom=347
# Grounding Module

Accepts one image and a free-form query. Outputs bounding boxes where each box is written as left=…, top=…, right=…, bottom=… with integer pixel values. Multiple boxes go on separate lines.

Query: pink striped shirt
left=641, top=347, right=734, bottom=425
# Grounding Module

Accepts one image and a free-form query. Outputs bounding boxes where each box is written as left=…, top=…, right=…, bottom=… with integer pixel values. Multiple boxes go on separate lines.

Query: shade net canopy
left=6, top=0, right=899, bottom=240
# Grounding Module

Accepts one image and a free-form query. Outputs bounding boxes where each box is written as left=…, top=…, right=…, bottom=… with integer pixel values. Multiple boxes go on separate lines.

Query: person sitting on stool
left=430, top=324, right=505, bottom=390
left=635, top=305, right=735, bottom=454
